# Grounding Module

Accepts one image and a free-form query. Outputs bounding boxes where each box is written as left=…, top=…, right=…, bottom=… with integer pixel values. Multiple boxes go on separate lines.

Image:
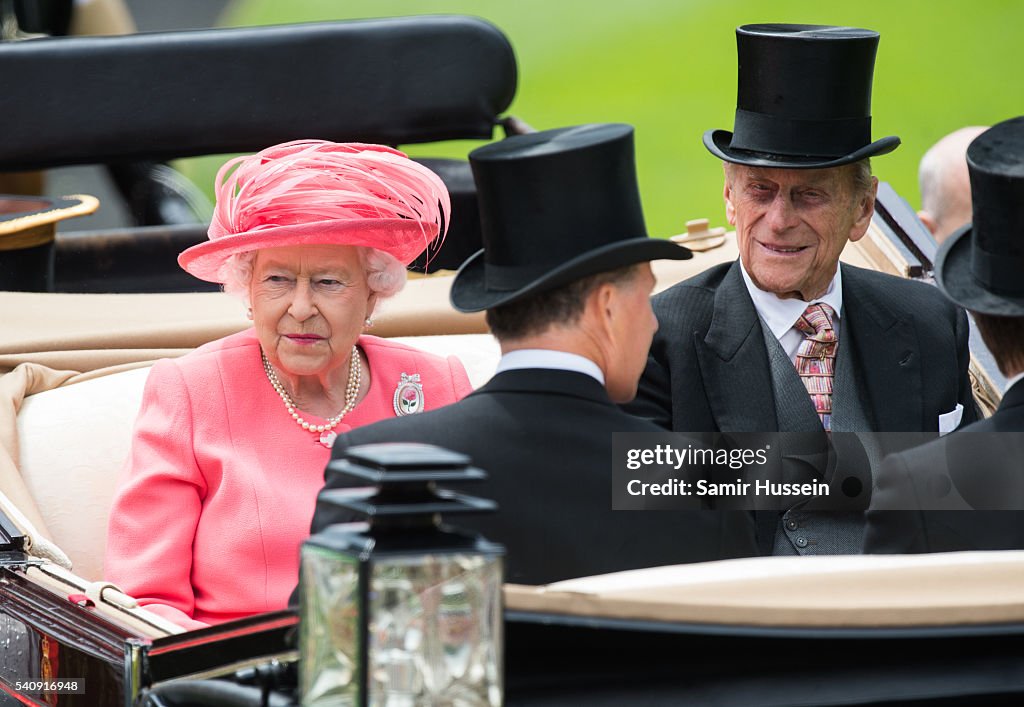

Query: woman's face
left=250, top=245, right=375, bottom=379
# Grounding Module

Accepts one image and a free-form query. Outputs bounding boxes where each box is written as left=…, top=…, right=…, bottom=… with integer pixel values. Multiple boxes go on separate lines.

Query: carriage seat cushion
left=15, top=333, right=500, bottom=582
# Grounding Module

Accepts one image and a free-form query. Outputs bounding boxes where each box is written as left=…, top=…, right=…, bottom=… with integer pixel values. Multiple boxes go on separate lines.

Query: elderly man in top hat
left=865, top=117, right=1024, bottom=552
left=627, top=25, right=978, bottom=556
left=308, top=124, right=757, bottom=584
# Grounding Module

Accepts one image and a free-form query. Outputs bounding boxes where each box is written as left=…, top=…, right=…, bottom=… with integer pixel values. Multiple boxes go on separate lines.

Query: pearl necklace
left=261, top=346, right=361, bottom=445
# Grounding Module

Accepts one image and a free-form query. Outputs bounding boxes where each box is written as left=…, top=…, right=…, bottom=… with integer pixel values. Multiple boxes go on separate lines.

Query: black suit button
left=785, top=519, right=799, bottom=531
left=795, top=536, right=808, bottom=548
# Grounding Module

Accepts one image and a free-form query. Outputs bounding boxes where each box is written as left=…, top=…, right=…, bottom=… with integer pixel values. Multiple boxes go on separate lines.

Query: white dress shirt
left=739, top=262, right=844, bottom=363
left=495, top=349, right=605, bottom=385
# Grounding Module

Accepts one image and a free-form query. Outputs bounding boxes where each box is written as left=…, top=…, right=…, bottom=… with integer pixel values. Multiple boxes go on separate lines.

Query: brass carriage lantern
left=299, top=444, right=504, bottom=706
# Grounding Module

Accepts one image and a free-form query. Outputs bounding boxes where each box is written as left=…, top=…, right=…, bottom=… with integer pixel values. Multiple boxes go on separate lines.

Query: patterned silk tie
left=794, top=303, right=838, bottom=431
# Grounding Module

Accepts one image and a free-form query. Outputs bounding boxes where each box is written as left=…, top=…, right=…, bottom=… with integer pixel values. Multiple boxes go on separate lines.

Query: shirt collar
left=739, top=260, right=844, bottom=339
left=495, top=349, right=605, bottom=385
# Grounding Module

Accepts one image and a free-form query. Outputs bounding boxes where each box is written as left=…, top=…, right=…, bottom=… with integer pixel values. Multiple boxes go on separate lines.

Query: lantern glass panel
left=369, top=553, right=503, bottom=707
left=300, top=546, right=362, bottom=706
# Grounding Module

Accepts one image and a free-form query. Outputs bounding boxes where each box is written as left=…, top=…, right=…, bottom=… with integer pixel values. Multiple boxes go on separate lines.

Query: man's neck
left=496, top=334, right=606, bottom=385
left=500, top=334, right=591, bottom=359
left=500, top=329, right=605, bottom=372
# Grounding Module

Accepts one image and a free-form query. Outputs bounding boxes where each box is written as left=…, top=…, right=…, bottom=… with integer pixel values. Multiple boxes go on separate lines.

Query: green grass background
left=186, top=0, right=1024, bottom=239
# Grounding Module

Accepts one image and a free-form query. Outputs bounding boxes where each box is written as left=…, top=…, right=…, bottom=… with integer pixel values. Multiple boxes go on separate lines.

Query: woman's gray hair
left=220, top=251, right=257, bottom=303
left=220, top=247, right=407, bottom=313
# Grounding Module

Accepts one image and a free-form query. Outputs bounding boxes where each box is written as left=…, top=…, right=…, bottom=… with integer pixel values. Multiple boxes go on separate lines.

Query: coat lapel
left=840, top=264, right=922, bottom=431
left=696, top=262, right=778, bottom=432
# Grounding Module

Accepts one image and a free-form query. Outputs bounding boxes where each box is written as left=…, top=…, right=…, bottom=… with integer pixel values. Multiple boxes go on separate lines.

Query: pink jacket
left=105, top=330, right=472, bottom=630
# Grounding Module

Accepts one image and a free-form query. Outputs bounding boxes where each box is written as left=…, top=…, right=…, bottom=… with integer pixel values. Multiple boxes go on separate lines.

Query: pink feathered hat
left=178, top=140, right=451, bottom=283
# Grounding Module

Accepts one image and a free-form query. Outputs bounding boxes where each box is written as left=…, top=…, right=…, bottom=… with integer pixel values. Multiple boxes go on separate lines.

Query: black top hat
left=0, top=193, right=98, bottom=242
left=704, top=24, right=900, bottom=169
left=450, top=124, right=691, bottom=313
left=935, top=116, right=1024, bottom=316
left=0, top=194, right=99, bottom=291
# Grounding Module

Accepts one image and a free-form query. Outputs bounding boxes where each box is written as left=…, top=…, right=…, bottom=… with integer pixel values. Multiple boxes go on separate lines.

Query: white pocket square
left=938, top=403, right=964, bottom=436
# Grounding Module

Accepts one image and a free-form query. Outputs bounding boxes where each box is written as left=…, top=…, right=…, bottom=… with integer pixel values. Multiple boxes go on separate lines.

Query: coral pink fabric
left=104, top=329, right=472, bottom=630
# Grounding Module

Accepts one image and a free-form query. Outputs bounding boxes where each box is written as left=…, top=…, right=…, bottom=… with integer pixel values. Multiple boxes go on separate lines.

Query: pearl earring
left=364, top=317, right=373, bottom=328
left=246, top=307, right=253, bottom=320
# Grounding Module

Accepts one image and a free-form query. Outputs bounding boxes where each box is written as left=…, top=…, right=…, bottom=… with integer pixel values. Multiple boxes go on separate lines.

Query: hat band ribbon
left=485, top=261, right=558, bottom=291
left=730, top=109, right=872, bottom=158
left=971, top=245, right=1024, bottom=296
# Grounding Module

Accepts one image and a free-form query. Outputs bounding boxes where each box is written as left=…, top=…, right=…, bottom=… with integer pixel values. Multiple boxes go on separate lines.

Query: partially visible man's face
left=724, top=164, right=877, bottom=300
left=606, top=262, right=658, bottom=404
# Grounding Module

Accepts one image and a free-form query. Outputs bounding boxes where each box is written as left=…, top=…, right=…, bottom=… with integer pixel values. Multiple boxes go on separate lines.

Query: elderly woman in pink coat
left=105, top=141, right=473, bottom=630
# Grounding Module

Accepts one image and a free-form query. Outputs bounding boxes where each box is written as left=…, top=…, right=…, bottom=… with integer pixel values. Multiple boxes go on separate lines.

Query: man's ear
left=723, top=170, right=737, bottom=226
left=918, top=209, right=939, bottom=235
left=584, top=280, right=618, bottom=337
left=848, top=176, right=879, bottom=244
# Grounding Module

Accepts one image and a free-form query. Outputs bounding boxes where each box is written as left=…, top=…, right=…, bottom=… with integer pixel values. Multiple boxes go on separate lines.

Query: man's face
left=606, top=263, right=658, bottom=404
left=724, top=164, right=877, bottom=300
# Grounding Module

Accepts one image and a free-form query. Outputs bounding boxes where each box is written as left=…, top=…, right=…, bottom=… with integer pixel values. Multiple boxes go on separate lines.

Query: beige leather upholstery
left=17, top=367, right=150, bottom=581
left=506, top=551, right=1024, bottom=627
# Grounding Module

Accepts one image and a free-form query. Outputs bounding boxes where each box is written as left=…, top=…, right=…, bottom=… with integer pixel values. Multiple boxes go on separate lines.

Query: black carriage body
left=0, top=562, right=297, bottom=707
left=0, top=566, right=134, bottom=707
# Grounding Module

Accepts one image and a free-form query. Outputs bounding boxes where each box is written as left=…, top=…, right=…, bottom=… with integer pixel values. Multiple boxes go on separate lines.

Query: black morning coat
left=308, top=368, right=758, bottom=585
left=864, top=380, right=1024, bottom=553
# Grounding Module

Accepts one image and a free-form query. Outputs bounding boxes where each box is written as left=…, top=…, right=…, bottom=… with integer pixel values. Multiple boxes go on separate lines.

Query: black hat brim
left=450, top=238, right=692, bottom=313
left=703, top=129, right=901, bottom=169
left=935, top=224, right=1024, bottom=317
